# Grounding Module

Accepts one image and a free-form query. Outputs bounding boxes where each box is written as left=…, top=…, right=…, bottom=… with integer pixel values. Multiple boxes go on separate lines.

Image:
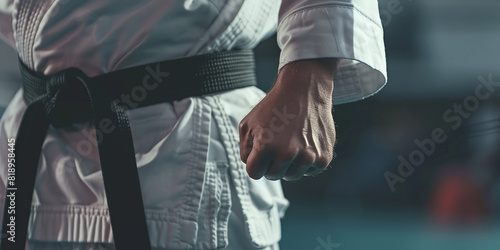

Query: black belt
left=1, top=50, right=256, bottom=250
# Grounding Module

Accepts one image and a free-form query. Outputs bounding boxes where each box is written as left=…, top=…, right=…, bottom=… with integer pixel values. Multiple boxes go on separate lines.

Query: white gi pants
left=0, top=86, right=289, bottom=249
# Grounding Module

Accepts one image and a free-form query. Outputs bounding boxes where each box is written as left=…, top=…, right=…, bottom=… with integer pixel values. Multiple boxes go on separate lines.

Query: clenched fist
left=239, top=58, right=338, bottom=181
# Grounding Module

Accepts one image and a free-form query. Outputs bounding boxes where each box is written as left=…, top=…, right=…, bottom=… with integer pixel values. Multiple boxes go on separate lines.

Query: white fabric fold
left=0, top=0, right=387, bottom=248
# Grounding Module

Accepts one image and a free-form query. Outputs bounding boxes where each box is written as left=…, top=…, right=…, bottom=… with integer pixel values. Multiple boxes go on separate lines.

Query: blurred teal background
left=2, top=0, right=500, bottom=249
left=254, top=0, right=500, bottom=249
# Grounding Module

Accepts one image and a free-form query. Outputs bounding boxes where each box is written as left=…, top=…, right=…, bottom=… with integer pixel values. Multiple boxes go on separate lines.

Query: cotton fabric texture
left=0, top=0, right=386, bottom=249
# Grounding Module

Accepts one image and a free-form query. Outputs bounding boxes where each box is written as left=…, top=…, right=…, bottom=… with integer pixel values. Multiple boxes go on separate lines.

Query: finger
left=303, top=150, right=334, bottom=177
left=239, top=122, right=252, bottom=163
left=264, top=155, right=296, bottom=180
left=283, top=161, right=314, bottom=182
left=246, top=144, right=274, bottom=180
left=304, top=163, right=330, bottom=177
left=282, top=150, right=317, bottom=181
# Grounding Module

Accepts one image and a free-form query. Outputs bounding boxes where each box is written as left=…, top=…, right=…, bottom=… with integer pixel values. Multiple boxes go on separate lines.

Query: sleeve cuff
left=277, top=4, right=387, bottom=104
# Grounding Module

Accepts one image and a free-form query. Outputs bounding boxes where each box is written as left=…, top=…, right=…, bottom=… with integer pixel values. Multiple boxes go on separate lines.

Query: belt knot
left=42, top=68, right=93, bottom=127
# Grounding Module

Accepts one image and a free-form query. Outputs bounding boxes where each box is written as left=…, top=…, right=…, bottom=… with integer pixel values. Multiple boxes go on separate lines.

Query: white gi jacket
left=0, top=0, right=387, bottom=249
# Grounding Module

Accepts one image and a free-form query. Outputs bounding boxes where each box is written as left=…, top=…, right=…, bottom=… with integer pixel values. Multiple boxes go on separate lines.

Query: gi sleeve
left=278, top=0, right=387, bottom=104
left=0, top=0, right=15, bottom=47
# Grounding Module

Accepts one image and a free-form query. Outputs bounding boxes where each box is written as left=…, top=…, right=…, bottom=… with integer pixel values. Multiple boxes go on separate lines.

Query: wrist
left=274, top=58, right=338, bottom=104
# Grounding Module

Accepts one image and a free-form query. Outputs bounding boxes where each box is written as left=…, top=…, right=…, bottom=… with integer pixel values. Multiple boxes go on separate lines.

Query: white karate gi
left=0, top=0, right=387, bottom=249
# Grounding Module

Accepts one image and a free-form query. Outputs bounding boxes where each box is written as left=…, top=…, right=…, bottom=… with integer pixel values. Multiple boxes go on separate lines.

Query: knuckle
left=285, top=146, right=300, bottom=157
left=254, top=141, right=277, bottom=154
left=301, top=151, right=316, bottom=165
